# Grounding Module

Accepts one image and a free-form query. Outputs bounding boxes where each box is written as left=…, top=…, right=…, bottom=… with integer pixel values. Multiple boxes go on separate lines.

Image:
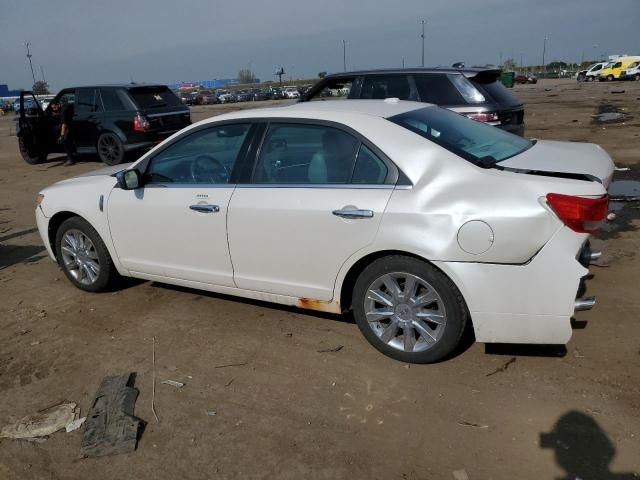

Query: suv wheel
left=18, top=135, right=47, bottom=164
left=352, top=256, right=468, bottom=363
left=55, top=217, right=119, bottom=292
left=97, top=132, right=125, bottom=165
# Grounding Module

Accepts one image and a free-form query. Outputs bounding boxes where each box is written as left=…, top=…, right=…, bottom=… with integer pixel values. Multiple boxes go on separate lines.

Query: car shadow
left=0, top=227, right=39, bottom=243
left=485, top=343, right=567, bottom=358
left=0, top=244, right=46, bottom=269
left=541, top=410, right=638, bottom=479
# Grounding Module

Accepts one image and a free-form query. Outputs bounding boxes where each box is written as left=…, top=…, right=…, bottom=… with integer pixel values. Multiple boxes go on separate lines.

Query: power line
left=25, top=42, right=36, bottom=86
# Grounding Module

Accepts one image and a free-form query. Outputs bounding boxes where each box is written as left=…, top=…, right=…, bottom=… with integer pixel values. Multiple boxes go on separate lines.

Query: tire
left=635, top=74, right=640, bottom=81
left=18, top=135, right=47, bottom=165
left=55, top=216, right=119, bottom=292
left=97, top=132, right=125, bottom=166
left=352, top=256, right=468, bottom=363
left=577, top=74, right=585, bottom=82
left=607, top=75, right=614, bottom=82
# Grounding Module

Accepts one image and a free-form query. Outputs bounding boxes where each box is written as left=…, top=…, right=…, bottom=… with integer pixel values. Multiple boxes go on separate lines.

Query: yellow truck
left=598, top=56, right=640, bottom=81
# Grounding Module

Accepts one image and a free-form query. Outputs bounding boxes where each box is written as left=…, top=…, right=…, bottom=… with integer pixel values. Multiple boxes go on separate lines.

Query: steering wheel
left=190, top=155, right=229, bottom=184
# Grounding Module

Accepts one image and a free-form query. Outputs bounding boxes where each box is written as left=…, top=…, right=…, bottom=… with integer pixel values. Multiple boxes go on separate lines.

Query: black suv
left=17, top=84, right=191, bottom=165
left=301, top=68, right=525, bottom=136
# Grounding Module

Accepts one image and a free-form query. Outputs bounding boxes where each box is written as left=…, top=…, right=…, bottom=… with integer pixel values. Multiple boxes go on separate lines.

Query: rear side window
left=472, top=78, right=521, bottom=107
left=99, top=89, right=127, bottom=111
left=128, top=86, right=183, bottom=109
left=306, top=77, right=355, bottom=101
left=414, top=74, right=483, bottom=105
left=76, top=88, right=101, bottom=113
left=361, top=75, right=418, bottom=101
left=352, top=145, right=387, bottom=184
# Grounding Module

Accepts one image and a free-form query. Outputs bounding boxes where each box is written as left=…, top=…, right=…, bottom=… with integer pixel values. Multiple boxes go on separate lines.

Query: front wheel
left=352, top=256, right=468, bottom=363
left=635, top=74, right=640, bottom=81
left=607, top=75, right=614, bottom=82
left=55, top=217, right=119, bottom=292
left=18, top=135, right=47, bottom=165
left=97, top=132, right=125, bottom=166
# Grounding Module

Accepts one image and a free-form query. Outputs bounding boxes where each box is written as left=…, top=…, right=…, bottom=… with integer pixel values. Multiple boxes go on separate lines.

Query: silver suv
left=301, top=68, right=525, bottom=136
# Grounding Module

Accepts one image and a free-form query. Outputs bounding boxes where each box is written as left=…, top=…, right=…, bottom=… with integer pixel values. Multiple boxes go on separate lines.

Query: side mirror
left=116, top=169, right=142, bottom=190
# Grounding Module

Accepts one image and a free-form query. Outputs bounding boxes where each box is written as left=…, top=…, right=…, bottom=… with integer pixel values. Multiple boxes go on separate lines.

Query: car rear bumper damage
left=435, top=227, right=595, bottom=345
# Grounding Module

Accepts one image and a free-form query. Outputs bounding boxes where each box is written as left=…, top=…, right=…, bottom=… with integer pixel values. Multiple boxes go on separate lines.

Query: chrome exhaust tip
left=575, top=296, right=596, bottom=312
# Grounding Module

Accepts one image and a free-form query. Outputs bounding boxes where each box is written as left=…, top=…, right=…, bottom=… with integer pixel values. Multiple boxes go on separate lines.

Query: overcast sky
left=1, top=0, right=638, bottom=90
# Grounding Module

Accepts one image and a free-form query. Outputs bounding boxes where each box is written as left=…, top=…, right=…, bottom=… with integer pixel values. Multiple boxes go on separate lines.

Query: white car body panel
left=35, top=100, right=615, bottom=346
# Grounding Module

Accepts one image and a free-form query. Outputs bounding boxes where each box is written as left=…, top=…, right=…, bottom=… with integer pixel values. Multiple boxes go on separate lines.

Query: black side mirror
left=116, top=169, right=142, bottom=190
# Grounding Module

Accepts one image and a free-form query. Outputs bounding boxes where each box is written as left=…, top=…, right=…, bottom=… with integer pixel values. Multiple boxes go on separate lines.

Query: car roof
left=320, top=67, right=502, bottom=79
left=212, top=99, right=431, bottom=122
left=62, top=84, right=170, bottom=90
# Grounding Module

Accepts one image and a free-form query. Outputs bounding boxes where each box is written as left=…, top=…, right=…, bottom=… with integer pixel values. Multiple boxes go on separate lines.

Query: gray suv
left=301, top=68, right=525, bottom=136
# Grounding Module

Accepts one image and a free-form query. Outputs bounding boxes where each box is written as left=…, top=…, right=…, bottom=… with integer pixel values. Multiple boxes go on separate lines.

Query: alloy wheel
left=98, top=134, right=122, bottom=164
left=60, top=229, right=101, bottom=285
left=364, top=272, right=447, bottom=353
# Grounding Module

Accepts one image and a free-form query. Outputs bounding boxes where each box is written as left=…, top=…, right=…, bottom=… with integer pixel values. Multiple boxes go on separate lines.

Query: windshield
left=389, top=106, right=532, bottom=165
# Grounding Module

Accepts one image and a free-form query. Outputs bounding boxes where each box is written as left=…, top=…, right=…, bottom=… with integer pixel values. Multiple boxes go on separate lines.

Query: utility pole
left=420, top=20, right=425, bottom=67
left=541, top=37, right=548, bottom=76
left=40, top=66, right=46, bottom=84
left=402, top=57, right=405, bottom=69
left=25, top=42, right=36, bottom=86
left=342, top=40, right=346, bottom=72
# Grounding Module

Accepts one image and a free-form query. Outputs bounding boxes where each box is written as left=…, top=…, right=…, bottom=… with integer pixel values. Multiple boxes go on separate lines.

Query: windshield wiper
left=476, top=155, right=499, bottom=169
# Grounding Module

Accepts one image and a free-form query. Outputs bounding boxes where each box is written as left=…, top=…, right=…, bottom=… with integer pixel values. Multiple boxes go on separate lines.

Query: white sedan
left=35, top=100, right=613, bottom=363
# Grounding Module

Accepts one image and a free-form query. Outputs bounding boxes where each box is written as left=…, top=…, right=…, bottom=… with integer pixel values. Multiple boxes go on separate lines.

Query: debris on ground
left=610, top=89, right=625, bottom=94
left=485, top=357, right=517, bottom=377
left=205, top=411, right=217, bottom=416
left=65, top=416, right=86, bottom=433
left=214, top=362, right=248, bottom=369
left=161, top=380, right=185, bottom=388
left=452, top=469, right=470, bottom=480
left=317, top=345, right=344, bottom=353
left=615, top=167, right=631, bottom=172
left=0, top=402, right=79, bottom=439
left=224, top=378, right=235, bottom=387
left=80, top=373, right=143, bottom=457
left=594, top=112, right=626, bottom=123
left=457, top=420, right=489, bottom=429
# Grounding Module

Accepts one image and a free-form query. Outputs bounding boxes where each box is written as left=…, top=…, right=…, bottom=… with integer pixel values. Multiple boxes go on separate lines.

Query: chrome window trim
left=235, top=183, right=396, bottom=190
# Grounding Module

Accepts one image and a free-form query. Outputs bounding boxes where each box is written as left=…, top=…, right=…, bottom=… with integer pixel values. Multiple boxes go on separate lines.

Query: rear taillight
left=546, top=193, right=608, bottom=233
left=133, top=114, right=150, bottom=132
left=466, top=112, right=499, bottom=123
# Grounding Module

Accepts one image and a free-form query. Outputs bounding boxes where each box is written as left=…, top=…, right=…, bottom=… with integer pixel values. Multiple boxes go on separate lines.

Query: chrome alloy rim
left=60, top=229, right=100, bottom=285
left=364, top=273, right=447, bottom=353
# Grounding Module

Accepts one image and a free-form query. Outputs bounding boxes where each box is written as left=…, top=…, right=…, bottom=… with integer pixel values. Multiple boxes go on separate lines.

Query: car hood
left=73, top=163, right=134, bottom=178
left=500, top=140, right=614, bottom=188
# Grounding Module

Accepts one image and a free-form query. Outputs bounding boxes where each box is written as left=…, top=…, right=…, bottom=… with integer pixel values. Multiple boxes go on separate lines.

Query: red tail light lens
left=546, top=193, right=608, bottom=233
left=466, top=112, right=499, bottom=123
left=133, top=114, right=150, bottom=132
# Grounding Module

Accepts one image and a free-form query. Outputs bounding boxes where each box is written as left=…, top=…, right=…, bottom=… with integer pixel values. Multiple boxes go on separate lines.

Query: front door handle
left=332, top=208, right=374, bottom=219
left=189, top=204, right=220, bottom=213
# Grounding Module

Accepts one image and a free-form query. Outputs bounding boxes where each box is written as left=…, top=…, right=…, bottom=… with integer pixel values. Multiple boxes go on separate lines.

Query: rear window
left=471, top=78, right=521, bottom=108
left=414, top=73, right=485, bottom=105
left=128, top=86, right=184, bottom=109
left=389, top=106, right=532, bottom=165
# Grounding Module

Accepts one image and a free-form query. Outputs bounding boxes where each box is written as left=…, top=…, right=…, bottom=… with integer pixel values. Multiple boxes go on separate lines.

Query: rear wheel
left=635, top=74, right=640, bottom=81
left=352, top=256, right=468, bottom=363
left=97, top=132, right=125, bottom=165
left=607, top=75, right=614, bottom=81
left=577, top=73, right=586, bottom=82
left=18, top=135, right=46, bottom=164
left=55, top=217, right=119, bottom=292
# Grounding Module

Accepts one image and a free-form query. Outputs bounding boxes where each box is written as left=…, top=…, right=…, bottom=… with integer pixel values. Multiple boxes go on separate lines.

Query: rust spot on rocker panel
left=296, top=298, right=342, bottom=314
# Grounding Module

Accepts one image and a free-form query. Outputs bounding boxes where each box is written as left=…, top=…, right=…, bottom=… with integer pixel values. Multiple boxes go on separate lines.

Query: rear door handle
left=189, top=204, right=220, bottom=213
left=332, top=208, right=374, bottom=219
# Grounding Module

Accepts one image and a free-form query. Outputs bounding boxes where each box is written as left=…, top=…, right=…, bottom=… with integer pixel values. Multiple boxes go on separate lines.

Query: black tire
left=18, top=135, right=47, bottom=165
left=55, top=216, right=119, bottom=292
left=607, top=75, right=614, bottom=82
left=97, top=132, right=125, bottom=166
left=352, top=255, right=468, bottom=363
left=635, top=74, right=640, bottom=81
left=577, top=74, right=585, bottom=82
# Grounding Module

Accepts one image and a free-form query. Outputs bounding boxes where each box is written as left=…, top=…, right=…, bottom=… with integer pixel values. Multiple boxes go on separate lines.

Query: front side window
left=361, top=75, right=418, bottom=101
left=389, top=106, right=532, bottom=165
left=146, top=124, right=250, bottom=184
left=253, top=124, right=359, bottom=184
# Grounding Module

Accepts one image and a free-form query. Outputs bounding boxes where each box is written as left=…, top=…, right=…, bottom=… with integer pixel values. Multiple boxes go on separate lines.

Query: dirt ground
left=0, top=79, right=639, bottom=480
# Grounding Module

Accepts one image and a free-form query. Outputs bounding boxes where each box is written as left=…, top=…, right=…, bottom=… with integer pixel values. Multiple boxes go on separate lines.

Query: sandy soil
left=0, top=79, right=639, bottom=480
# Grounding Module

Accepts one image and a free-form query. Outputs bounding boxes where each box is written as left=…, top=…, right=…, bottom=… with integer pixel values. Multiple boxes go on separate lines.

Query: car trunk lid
left=127, top=86, right=191, bottom=133
left=500, top=140, right=614, bottom=188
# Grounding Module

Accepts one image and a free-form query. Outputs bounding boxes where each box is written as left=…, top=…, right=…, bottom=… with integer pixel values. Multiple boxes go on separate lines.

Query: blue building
left=0, top=84, right=23, bottom=98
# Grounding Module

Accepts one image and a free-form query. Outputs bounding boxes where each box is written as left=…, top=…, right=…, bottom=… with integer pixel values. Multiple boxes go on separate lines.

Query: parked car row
left=577, top=57, right=640, bottom=81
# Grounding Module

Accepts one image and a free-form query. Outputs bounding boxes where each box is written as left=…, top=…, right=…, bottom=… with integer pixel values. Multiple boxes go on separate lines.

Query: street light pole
left=420, top=20, right=425, bottom=67
left=25, top=42, right=36, bottom=86
left=541, top=37, right=548, bottom=76
left=342, top=39, right=346, bottom=72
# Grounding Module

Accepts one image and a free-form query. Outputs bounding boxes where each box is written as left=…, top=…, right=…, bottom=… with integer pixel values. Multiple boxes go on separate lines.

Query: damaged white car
left=35, top=100, right=613, bottom=363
